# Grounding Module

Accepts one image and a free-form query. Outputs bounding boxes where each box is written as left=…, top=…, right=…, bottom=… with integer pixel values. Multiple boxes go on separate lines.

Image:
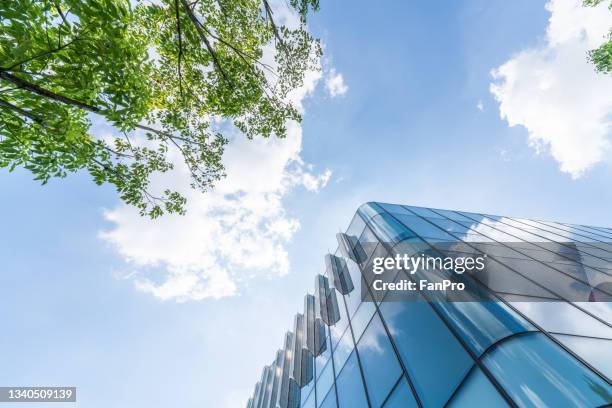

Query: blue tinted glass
left=368, top=213, right=416, bottom=245
left=380, top=300, right=473, bottom=407
left=344, top=259, right=364, bottom=317
left=302, top=389, right=315, bottom=408
left=329, top=291, right=349, bottom=349
left=403, top=206, right=442, bottom=218
left=431, top=208, right=475, bottom=222
left=351, top=302, right=376, bottom=342
left=357, top=313, right=403, bottom=407
left=378, top=202, right=412, bottom=215
left=447, top=367, right=508, bottom=407
left=483, top=333, right=612, bottom=407
left=316, top=330, right=331, bottom=374
left=301, top=374, right=315, bottom=405
left=316, top=340, right=331, bottom=374
left=319, top=387, right=337, bottom=408
left=393, top=213, right=458, bottom=241
left=359, top=227, right=380, bottom=262
left=433, top=301, right=533, bottom=355
left=357, top=202, right=384, bottom=223
left=335, top=351, right=368, bottom=408
left=332, top=327, right=354, bottom=375
left=316, top=362, right=334, bottom=406
left=552, top=334, right=612, bottom=382
left=346, top=213, right=366, bottom=238
left=383, top=378, right=418, bottom=408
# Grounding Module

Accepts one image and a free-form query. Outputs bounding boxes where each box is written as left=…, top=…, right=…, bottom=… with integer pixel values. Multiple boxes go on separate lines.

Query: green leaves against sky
left=0, top=0, right=321, bottom=217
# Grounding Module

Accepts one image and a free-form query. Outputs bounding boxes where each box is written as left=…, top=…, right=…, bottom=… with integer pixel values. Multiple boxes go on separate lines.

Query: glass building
left=246, top=203, right=612, bottom=408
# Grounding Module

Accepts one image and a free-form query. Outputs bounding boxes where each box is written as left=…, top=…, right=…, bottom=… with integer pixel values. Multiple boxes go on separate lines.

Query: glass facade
left=246, top=203, right=612, bottom=408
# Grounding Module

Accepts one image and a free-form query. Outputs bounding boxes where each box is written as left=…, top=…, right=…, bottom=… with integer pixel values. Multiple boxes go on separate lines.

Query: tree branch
left=0, top=69, right=101, bottom=113
left=4, top=29, right=87, bottom=71
left=262, top=0, right=286, bottom=51
left=53, top=0, right=70, bottom=27
left=174, top=0, right=185, bottom=97
left=179, top=0, right=234, bottom=89
left=0, top=98, right=48, bottom=127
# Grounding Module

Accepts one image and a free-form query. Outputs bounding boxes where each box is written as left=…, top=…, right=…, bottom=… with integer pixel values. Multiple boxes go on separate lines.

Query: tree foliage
left=0, top=0, right=321, bottom=217
left=584, top=0, right=612, bottom=74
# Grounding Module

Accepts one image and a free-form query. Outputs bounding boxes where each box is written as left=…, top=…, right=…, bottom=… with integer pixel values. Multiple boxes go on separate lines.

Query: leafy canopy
left=0, top=0, right=321, bottom=217
left=584, top=0, right=612, bottom=74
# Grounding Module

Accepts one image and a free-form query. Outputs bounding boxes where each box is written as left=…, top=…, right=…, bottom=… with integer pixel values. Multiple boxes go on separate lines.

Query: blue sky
left=1, top=0, right=611, bottom=407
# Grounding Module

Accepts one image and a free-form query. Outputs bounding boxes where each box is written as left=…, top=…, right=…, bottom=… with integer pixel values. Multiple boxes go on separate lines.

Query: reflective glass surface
left=382, top=378, right=418, bottom=408
left=447, top=368, right=508, bottom=407
left=335, top=351, right=368, bottom=408
left=380, top=300, right=473, bottom=407
left=483, top=333, right=612, bottom=407
left=356, top=313, right=403, bottom=407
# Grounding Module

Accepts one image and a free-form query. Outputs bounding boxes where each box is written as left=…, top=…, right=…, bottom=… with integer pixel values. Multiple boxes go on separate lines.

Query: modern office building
left=246, top=202, right=612, bottom=408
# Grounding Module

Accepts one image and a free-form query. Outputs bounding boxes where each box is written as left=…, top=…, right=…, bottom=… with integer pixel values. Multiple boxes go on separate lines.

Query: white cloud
left=476, top=100, right=484, bottom=111
left=325, top=68, right=349, bottom=97
left=99, top=3, right=332, bottom=302
left=490, top=0, right=612, bottom=178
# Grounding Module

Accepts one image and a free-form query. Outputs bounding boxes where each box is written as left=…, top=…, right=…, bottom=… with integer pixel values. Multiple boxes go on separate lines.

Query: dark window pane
left=447, top=367, right=508, bottom=407
left=357, top=313, right=403, bottom=407
left=335, top=351, right=368, bottom=408
left=483, top=333, right=612, bottom=407
left=380, top=300, right=473, bottom=407
left=383, top=378, right=418, bottom=408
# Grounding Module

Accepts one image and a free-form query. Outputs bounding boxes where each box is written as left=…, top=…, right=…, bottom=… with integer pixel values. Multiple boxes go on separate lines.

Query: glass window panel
left=346, top=213, right=366, bottom=239
left=332, top=327, right=354, bottom=375
left=431, top=208, right=476, bottom=222
left=404, top=205, right=444, bottom=219
left=378, top=202, right=412, bottom=216
left=316, top=362, right=334, bottom=406
left=344, top=259, right=364, bottom=318
left=335, top=351, right=368, bottom=408
left=329, top=285, right=349, bottom=345
left=447, top=367, right=508, bottom=408
left=573, top=301, right=612, bottom=324
left=301, top=374, right=315, bottom=404
left=380, top=300, right=473, bottom=407
left=493, top=257, right=597, bottom=301
left=509, top=302, right=612, bottom=339
left=483, top=333, right=612, bottom=408
left=319, top=387, right=337, bottom=408
left=382, top=378, right=418, bottom=408
left=351, top=302, right=376, bottom=342
left=300, top=392, right=315, bottom=408
left=552, top=334, right=612, bottom=379
left=357, top=202, right=383, bottom=223
left=359, top=227, right=380, bottom=263
left=357, top=314, right=403, bottom=407
left=393, top=214, right=458, bottom=241
left=433, top=301, right=533, bottom=355
left=368, top=213, right=417, bottom=245
left=316, top=329, right=331, bottom=377
left=535, top=219, right=612, bottom=243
